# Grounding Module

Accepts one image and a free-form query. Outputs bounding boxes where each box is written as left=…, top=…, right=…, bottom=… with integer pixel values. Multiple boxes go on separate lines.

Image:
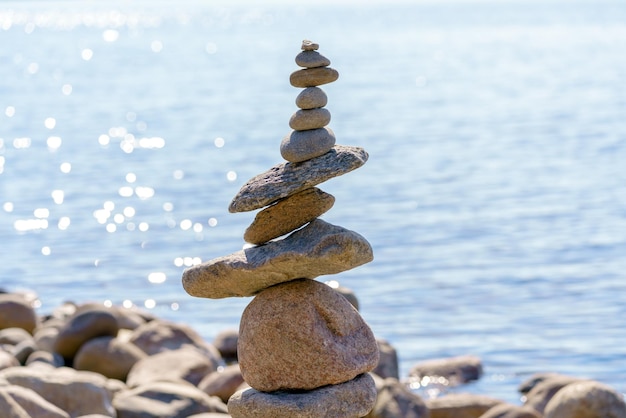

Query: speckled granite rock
left=238, top=279, right=379, bottom=391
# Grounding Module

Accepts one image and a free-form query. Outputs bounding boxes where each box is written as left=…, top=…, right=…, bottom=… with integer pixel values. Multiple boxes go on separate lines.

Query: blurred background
left=1, top=0, right=625, bottom=404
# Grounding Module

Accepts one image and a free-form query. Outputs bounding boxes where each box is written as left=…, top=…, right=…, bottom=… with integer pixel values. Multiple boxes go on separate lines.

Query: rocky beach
left=1, top=38, right=625, bottom=417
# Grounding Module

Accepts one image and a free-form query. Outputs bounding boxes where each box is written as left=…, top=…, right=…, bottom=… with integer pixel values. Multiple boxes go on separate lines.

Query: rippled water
left=1, top=0, right=625, bottom=404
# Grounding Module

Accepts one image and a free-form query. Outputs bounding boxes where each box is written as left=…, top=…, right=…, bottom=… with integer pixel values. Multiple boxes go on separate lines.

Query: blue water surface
left=1, top=0, right=625, bottom=404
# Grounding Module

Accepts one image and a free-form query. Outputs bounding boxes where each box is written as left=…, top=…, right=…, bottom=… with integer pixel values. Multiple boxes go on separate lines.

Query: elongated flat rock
left=229, top=145, right=368, bottom=213
left=182, top=219, right=373, bottom=299
left=290, top=67, right=339, bottom=88
left=228, top=373, right=377, bottom=418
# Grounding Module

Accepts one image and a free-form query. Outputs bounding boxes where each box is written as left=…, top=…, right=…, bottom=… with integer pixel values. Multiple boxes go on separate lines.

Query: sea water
left=1, top=0, right=625, bottom=404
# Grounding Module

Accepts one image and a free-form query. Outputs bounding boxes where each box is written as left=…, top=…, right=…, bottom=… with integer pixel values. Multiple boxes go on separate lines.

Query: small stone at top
left=301, top=40, right=319, bottom=51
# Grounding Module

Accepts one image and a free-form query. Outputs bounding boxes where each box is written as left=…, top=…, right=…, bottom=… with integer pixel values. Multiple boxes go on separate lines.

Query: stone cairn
left=182, top=40, right=379, bottom=417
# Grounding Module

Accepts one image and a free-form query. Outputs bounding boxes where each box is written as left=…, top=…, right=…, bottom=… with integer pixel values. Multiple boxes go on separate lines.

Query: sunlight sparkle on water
left=58, top=217, right=70, bottom=230
left=62, top=84, right=72, bottom=95
left=98, top=134, right=110, bottom=146
left=148, top=272, right=166, bottom=284
left=3, top=202, right=14, bottom=212
left=144, top=299, right=156, bottom=309
left=5, top=106, right=15, bottom=117
left=13, top=137, right=31, bottom=149
left=214, top=137, right=225, bottom=147
left=226, top=171, right=237, bottom=181
left=41, top=246, right=51, bottom=256
left=44, top=117, right=56, bottom=129
left=81, top=49, right=93, bottom=61
left=208, top=217, right=217, bottom=227
left=125, top=173, right=136, bottom=183
left=47, top=136, right=62, bottom=150
left=123, top=206, right=135, bottom=217
left=102, top=29, right=119, bottom=42
left=51, top=190, right=64, bottom=204
left=135, top=186, right=155, bottom=199
left=60, top=162, right=71, bottom=173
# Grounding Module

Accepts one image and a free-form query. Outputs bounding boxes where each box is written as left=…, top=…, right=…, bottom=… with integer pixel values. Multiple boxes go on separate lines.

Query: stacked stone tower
left=182, top=40, right=379, bottom=417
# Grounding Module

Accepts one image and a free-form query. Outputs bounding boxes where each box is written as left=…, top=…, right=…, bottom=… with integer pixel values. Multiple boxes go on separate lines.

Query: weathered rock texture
left=227, top=373, right=377, bottom=418
left=228, top=145, right=368, bottom=213
left=183, top=219, right=373, bottom=298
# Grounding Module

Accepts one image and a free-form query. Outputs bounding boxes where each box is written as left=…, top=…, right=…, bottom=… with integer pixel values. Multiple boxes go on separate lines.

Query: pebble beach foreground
left=1, top=292, right=625, bottom=417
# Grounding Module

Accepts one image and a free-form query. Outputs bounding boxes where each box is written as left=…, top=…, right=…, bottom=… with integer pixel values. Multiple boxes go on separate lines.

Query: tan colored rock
left=0, top=389, right=31, bottom=418
left=280, top=127, right=336, bottom=163
left=127, top=319, right=212, bottom=356
left=409, top=355, right=483, bottom=385
left=289, top=108, right=331, bottom=130
left=238, top=279, right=379, bottom=391
left=199, top=364, right=245, bottom=403
left=53, top=308, right=119, bottom=362
left=427, top=393, right=503, bottom=418
left=0, top=366, right=116, bottom=416
left=523, top=374, right=582, bottom=414
left=0, top=328, right=33, bottom=346
left=364, top=374, right=430, bottom=418
left=183, top=219, right=373, bottom=299
left=290, top=67, right=339, bottom=88
left=113, top=381, right=228, bottom=417
left=227, top=373, right=377, bottom=418
left=0, top=351, right=19, bottom=371
left=295, top=50, right=330, bottom=68
left=126, top=346, right=220, bottom=388
left=0, top=294, right=38, bottom=334
left=295, top=87, right=328, bottom=109
left=544, top=380, right=626, bottom=418
left=243, top=187, right=335, bottom=245
left=73, top=336, right=147, bottom=381
left=25, top=351, right=64, bottom=368
left=229, top=145, right=368, bottom=213
left=479, top=403, right=541, bottom=418
left=0, top=384, right=70, bottom=418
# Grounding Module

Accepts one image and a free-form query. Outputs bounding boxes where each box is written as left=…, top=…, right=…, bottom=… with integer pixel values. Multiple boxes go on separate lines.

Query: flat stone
left=229, top=145, right=367, bottom=213
left=295, top=50, right=331, bottom=68
left=409, top=355, right=483, bottom=386
left=182, top=219, right=373, bottom=299
left=244, top=187, right=335, bottom=245
left=238, top=279, right=379, bottom=391
left=301, top=40, right=319, bottom=51
left=280, top=127, right=336, bottom=163
left=523, top=374, right=582, bottom=414
left=426, top=393, right=503, bottom=418
left=480, top=403, right=542, bottom=418
left=290, top=67, right=339, bottom=88
left=295, top=87, right=328, bottom=109
left=289, top=108, right=331, bottom=130
left=544, top=380, right=626, bottom=418
left=228, top=373, right=377, bottom=418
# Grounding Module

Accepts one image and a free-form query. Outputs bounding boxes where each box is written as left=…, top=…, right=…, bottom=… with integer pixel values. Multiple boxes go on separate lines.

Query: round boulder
left=0, top=294, right=37, bottom=334
left=238, top=278, right=379, bottom=392
left=73, top=336, right=147, bottom=381
left=544, top=380, right=626, bottom=418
